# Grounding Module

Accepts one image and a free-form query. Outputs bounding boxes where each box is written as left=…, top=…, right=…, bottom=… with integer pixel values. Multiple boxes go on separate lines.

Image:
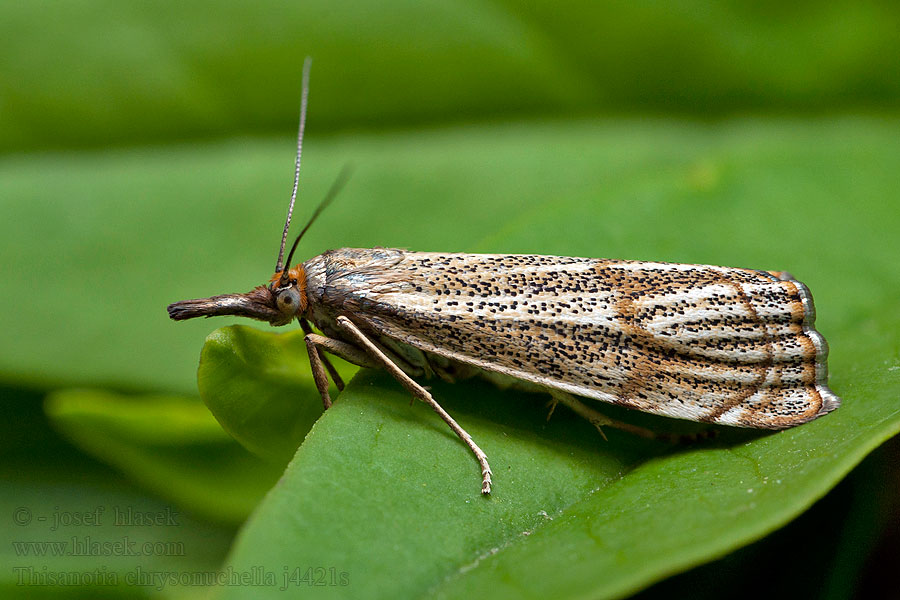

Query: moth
left=168, top=61, right=840, bottom=494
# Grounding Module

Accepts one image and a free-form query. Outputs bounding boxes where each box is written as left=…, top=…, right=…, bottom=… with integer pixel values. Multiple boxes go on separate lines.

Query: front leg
left=334, top=315, right=493, bottom=495
left=304, top=332, right=382, bottom=410
left=301, top=319, right=345, bottom=391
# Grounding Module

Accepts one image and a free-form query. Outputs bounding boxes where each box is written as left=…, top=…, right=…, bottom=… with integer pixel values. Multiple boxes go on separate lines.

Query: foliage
left=3, top=1, right=899, bottom=597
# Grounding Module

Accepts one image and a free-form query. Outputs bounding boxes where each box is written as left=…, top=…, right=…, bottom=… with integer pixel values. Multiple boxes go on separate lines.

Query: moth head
left=167, top=59, right=347, bottom=330
left=269, top=264, right=309, bottom=322
left=166, top=264, right=308, bottom=327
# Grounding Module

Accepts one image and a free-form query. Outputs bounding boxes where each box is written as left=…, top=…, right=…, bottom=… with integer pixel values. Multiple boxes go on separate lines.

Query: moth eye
left=276, top=288, right=302, bottom=313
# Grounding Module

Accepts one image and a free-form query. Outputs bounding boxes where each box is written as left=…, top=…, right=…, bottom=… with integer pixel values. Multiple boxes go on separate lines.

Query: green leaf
left=0, top=386, right=235, bottom=598
left=197, top=325, right=355, bottom=462
left=0, top=477, right=235, bottom=599
left=187, top=120, right=900, bottom=598
left=4, top=117, right=900, bottom=597
left=45, top=389, right=284, bottom=524
left=4, top=1, right=900, bottom=152
left=6, top=4, right=900, bottom=597
left=213, top=319, right=899, bottom=600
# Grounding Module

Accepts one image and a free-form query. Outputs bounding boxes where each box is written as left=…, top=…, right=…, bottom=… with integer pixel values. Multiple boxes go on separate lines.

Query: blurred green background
left=2, top=1, right=899, bottom=599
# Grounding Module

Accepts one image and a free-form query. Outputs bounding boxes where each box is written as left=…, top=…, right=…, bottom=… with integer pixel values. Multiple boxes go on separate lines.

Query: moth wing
left=317, top=251, right=840, bottom=429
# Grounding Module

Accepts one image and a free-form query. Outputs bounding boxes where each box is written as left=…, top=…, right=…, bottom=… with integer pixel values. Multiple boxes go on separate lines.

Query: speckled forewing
left=303, top=249, right=839, bottom=429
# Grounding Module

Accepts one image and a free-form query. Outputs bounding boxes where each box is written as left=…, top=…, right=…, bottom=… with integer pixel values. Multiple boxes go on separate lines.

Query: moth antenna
left=275, top=56, right=312, bottom=274
left=280, top=164, right=354, bottom=284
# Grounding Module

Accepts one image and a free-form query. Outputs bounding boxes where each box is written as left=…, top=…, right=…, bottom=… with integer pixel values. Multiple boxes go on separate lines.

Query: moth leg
left=304, top=333, right=382, bottom=410
left=545, top=397, right=559, bottom=421
left=335, top=315, right=493, bottom=495
left=553, top=390, right=716, bottom=443
left=549, top=390, right=657, bottom=441
left=301, top=320, right=345, bottom=391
